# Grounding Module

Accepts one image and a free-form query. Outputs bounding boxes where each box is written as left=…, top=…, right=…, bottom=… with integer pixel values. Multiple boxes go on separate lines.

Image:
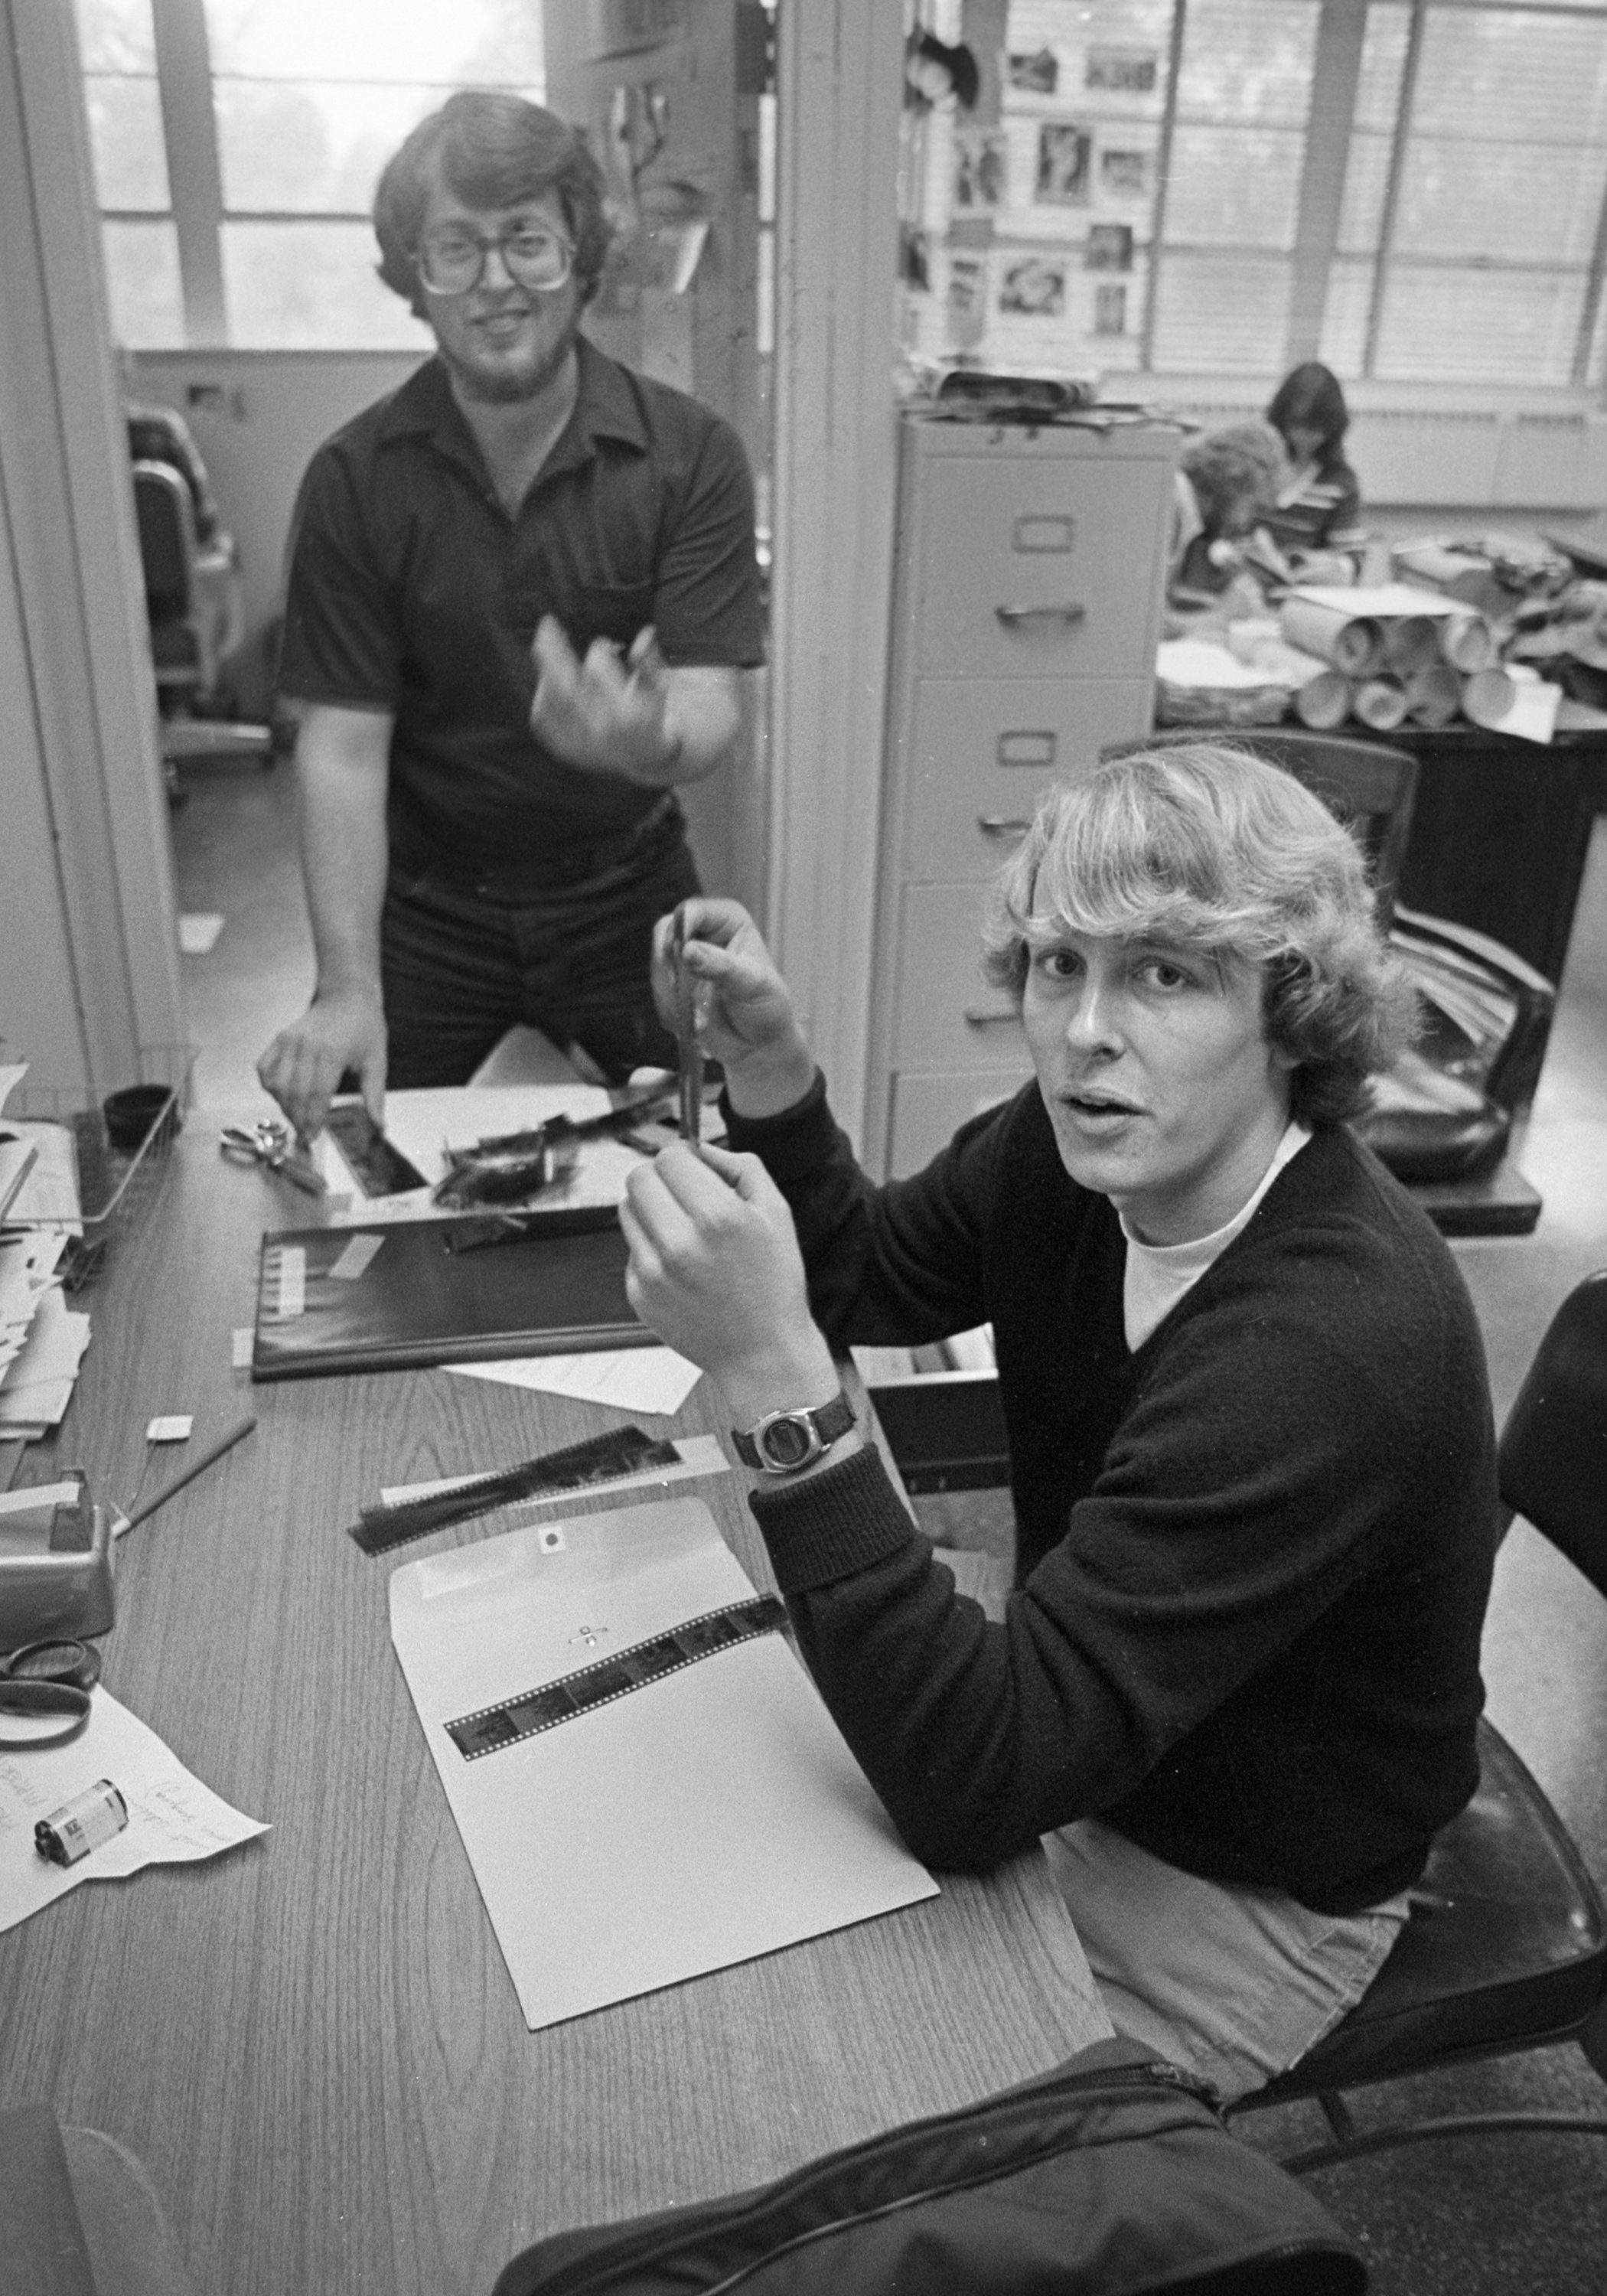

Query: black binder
left=250, top=1214, right=647, bottom=1381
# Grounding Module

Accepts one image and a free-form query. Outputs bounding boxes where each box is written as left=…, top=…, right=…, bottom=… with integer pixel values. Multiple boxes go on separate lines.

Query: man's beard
left=445, top=305, right=579, bottom=406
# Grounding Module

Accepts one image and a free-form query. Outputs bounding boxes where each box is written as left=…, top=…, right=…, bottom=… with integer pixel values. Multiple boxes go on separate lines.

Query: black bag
left=493, top=2037, right=1367, bottom=2294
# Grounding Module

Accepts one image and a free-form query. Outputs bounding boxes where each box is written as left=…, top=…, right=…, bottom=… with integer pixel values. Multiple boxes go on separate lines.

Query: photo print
left=1094, top=282, right=1128, bottom=335
left=1086, top=223, right=1134, bottom=272
left=953, top=127, right=1008, bottom=213
left=1086, top=49, right=1159, bottom=93
left=1000, top=254, right=1068, bottom=318
left=1006, top=48, right=1058, bottom=95
left=1100, top=148, right=1151, bottom=197
left=947, top=252, right=987, bottom=322
left=1035, top=122, right=1092, bottom=205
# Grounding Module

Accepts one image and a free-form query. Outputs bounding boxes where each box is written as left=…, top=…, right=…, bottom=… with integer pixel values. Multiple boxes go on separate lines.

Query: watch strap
left=732, top=1388, right=856, bottom=1473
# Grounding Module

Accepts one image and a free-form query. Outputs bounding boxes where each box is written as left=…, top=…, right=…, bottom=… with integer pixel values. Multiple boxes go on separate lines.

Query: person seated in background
left=1165, top=421, right=1287, bottom=632
left=1263, top=361, right=1365, bottom=573
left=619, top=742, right=1498, bottom=2105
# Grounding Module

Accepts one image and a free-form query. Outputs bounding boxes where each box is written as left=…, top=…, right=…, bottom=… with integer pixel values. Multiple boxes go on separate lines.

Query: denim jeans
left=380, top=803, right=699, bottom=1088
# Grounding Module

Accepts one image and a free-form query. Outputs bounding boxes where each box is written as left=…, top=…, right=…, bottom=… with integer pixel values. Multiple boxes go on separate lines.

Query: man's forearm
left=295, top=723, right=390, bottom=1000
left=650, top=665, right=743, bottom=787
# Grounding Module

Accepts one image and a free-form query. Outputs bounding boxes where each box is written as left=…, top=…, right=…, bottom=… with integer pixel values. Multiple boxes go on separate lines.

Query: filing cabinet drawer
left=909, top=456, right=1170, bottom=681
left=893, top=883, right=1029, bottom=1069
left=902, top=677, right=1150, bottom=880
left=888, top=1070, right=1032, bottom=1179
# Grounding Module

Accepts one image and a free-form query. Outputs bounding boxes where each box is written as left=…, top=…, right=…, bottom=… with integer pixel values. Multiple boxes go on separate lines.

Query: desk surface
left=0, top=1123, right=1108, bottom=2296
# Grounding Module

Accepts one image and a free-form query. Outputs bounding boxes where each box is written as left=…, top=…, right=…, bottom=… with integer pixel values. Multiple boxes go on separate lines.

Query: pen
left=121, top=1414, right=256, bottom=1533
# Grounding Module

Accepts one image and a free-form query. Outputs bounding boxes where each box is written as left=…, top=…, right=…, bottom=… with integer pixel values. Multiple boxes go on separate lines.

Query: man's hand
left=619, top=1141, right=838, bottom=1425
left=256, top=989, right=386, bottom=1144
left=648, top=898, right=815, bottom=1119
left=530, top=615, right=682, bottom=784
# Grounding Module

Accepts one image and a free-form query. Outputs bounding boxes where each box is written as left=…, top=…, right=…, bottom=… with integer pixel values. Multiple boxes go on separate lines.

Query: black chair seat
left=1257, top=1719, right=1607, bottom=2102
left=1355, top=1099, right=1511, bottom=1183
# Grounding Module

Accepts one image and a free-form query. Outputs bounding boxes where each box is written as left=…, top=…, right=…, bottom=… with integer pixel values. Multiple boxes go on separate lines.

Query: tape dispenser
left=0, top=1471, right=116, bottom=1652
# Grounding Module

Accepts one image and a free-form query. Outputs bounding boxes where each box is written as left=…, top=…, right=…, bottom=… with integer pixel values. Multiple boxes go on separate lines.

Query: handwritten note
left=0, top=1688, right=268, bottom=1936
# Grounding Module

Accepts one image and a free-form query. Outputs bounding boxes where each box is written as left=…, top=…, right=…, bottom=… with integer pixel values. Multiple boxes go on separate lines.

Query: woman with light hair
left=621, top=741, right=1498, bottom=2105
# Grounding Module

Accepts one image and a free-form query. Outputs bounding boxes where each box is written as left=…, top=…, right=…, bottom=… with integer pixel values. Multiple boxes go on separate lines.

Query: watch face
left=759, top=1414, right=815, bottom=1469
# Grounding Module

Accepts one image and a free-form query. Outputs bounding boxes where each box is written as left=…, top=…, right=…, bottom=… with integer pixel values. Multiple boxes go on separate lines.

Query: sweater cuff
left=748, top=1443, right=919, bottom=1593
left=722, top=1069, right=834, bottom=1169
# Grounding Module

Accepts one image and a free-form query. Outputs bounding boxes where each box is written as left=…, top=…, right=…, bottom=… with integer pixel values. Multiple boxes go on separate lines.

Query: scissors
left=0, top=1638, right=100, bottom=1750
left=220, top=1120, right=326, bottom=1196
left=673, top=906, right=704, bottom=1146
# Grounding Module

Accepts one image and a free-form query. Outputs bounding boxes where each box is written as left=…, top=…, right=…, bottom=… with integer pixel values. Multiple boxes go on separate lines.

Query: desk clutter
left=1161, top=534, right=1607, bottom=746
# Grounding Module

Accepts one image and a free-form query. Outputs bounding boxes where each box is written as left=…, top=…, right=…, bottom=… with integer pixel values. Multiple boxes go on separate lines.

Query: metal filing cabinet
left=865, top=413, right=1181, bottom=1178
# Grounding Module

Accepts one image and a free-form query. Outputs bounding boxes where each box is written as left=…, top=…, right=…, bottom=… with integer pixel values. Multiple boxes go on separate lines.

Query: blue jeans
left=380, top=802, right=699, bottom=1088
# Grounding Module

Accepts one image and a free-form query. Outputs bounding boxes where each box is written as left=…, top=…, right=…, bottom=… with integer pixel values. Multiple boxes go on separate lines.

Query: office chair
left=1230, top=1269, right=1607, bottom=2171
left=132, top=461, right=272, bottom=775
left=1107, top=729, right=1557, bottom=1187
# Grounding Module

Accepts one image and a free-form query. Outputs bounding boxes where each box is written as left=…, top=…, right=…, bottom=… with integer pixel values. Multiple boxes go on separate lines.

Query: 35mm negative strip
left=445, top=1596, right=789, bottom=1760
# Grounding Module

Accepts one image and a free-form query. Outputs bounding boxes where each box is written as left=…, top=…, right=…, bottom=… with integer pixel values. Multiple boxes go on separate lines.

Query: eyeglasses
left=413, top=223, right=575, bottom=297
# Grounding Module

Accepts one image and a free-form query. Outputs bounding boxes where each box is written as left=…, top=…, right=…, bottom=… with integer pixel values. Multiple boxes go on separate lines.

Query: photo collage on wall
left=945, top=2, right=1169, bottom=376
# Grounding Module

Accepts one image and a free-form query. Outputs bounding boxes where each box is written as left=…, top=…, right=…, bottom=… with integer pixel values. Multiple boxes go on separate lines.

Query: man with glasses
left=260, top=92, right=764, bottom=1140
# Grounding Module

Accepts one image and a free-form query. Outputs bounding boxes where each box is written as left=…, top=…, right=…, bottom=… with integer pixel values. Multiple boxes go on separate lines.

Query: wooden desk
left=0, top=1126, right=1109, bottom=2296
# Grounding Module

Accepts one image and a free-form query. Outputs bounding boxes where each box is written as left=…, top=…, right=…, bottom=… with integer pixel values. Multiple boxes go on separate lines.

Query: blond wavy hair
left=980, top=742, right=1417, bottom=1127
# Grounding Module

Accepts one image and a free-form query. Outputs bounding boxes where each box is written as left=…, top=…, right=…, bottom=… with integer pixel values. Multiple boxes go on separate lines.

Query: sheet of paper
left=178, top=912, right=225, bottom=954
left=2, top=1122, right=81, bottom=1228
left=1472, top=664, right=1562, bottom=746
left=390, top=1496, right=937, bottom=2030
left=0, top=1062, right=27, bottom=1116
left=0, top=1688, right=269, bottom=1936
left=0, top=1290, right=90, bottom=1431
left=380, top=1430, right=729, bottom=1509
left=1290, top=582, right=1467, bottom=618
left=1156, top=637, right=1277, bottom=690
left=445, top=1345, right=702, bottom=1417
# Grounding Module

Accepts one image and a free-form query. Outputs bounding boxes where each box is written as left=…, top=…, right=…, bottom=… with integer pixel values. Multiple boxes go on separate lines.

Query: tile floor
left=170, top=753, right=1607, bottom=2294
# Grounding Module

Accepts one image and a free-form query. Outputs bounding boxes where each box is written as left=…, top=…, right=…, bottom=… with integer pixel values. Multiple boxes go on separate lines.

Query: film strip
left=446, top=1596, right=788, bottom=1760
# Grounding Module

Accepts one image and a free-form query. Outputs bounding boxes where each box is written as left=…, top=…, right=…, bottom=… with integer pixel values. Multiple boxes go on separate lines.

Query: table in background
left=0, top=1121, right=1109, bottom=2296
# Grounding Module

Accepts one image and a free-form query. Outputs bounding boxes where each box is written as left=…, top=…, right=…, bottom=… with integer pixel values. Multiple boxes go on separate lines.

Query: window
left=901, top=0, right=1607, bottom=387
left=76, top=0, right=545, bottom=350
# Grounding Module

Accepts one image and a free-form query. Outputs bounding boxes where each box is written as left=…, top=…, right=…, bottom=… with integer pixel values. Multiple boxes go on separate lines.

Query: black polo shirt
left=278, top=338, right=765, bottom=872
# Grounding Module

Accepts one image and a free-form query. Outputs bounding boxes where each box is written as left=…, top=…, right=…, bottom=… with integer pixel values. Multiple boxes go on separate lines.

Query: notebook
left=249, top=1213, right=647, bottom=1381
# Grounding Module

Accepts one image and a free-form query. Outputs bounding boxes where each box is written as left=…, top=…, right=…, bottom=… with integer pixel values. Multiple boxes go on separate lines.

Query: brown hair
left=373, top=91, right=612, bottom=317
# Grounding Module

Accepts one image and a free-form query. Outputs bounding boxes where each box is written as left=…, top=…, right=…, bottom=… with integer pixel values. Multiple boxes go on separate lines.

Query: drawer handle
left=977, top=815, right=1031, bottom=839
left=963, top=1006, right=1023, bottom=1029
left=994, top=602, right=1086, bottom=630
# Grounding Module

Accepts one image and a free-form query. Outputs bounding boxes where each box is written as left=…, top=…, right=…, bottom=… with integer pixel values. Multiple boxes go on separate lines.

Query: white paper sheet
left=380, top=1431, right=729, bottom=1510
left=0, top=1290, right=90, bottom=1432
left=2, top=1122, right=81, bottom=1228
left=390, top=1497, right=937, bottom=2030
left=445, top=1345, right=702, bottom=1416
left=1290, top=582, right=1468, bottom=618
left=178, top=912, right=225, bottom=954
left=0, top=1062, right=27, bottom=1116
left=0, top=1688, right=269, bottom=1936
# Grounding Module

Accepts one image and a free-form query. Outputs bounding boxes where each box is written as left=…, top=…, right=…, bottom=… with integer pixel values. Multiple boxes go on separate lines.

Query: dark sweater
left=731, top=1077, right=1498, bottom=1913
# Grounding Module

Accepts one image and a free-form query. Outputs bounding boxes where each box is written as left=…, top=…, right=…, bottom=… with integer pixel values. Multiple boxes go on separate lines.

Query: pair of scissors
left=0, top=1638, right=101, bottom=1750
left=673, top=906, right=705, bottom=1146
left=220, top=1120, right=327, bottom=1197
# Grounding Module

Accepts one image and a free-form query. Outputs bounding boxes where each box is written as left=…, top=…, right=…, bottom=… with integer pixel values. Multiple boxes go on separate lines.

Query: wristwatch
left=732, top=1390, right=856, bottom=1474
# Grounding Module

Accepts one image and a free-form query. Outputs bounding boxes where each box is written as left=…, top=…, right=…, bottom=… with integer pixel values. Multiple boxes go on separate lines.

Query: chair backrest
left=1501, top=1270, right=1607, bottom=1596
left=1224, top=730, right=1419, bottom=927
left=1101, top=729, right=1420, bottom=925
left=132, top=458, right=197, bottom=622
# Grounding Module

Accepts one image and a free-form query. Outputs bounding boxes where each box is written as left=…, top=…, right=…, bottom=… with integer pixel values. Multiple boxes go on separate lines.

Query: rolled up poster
left=1279, top=596, right=1384, bottom=677
left=1292, top=669, right=1354, bottom=729
left=1439, top=612, right=1495, bottom=673
left=1380, top=615, right=1441, bottom=675
left=1403, top=661, right=1462, bottom=727
left=1461, top=667, right=1517, bottom=729
left=1352, top=676, right=1410, bottom=732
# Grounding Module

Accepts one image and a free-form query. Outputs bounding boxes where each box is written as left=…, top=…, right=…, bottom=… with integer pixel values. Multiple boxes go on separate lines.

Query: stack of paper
left=0, top=1288, right=91, bottom=1438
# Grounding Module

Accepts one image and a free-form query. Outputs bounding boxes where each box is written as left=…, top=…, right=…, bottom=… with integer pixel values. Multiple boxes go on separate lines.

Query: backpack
left=492, top=2036, right=1367, bottom=2294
